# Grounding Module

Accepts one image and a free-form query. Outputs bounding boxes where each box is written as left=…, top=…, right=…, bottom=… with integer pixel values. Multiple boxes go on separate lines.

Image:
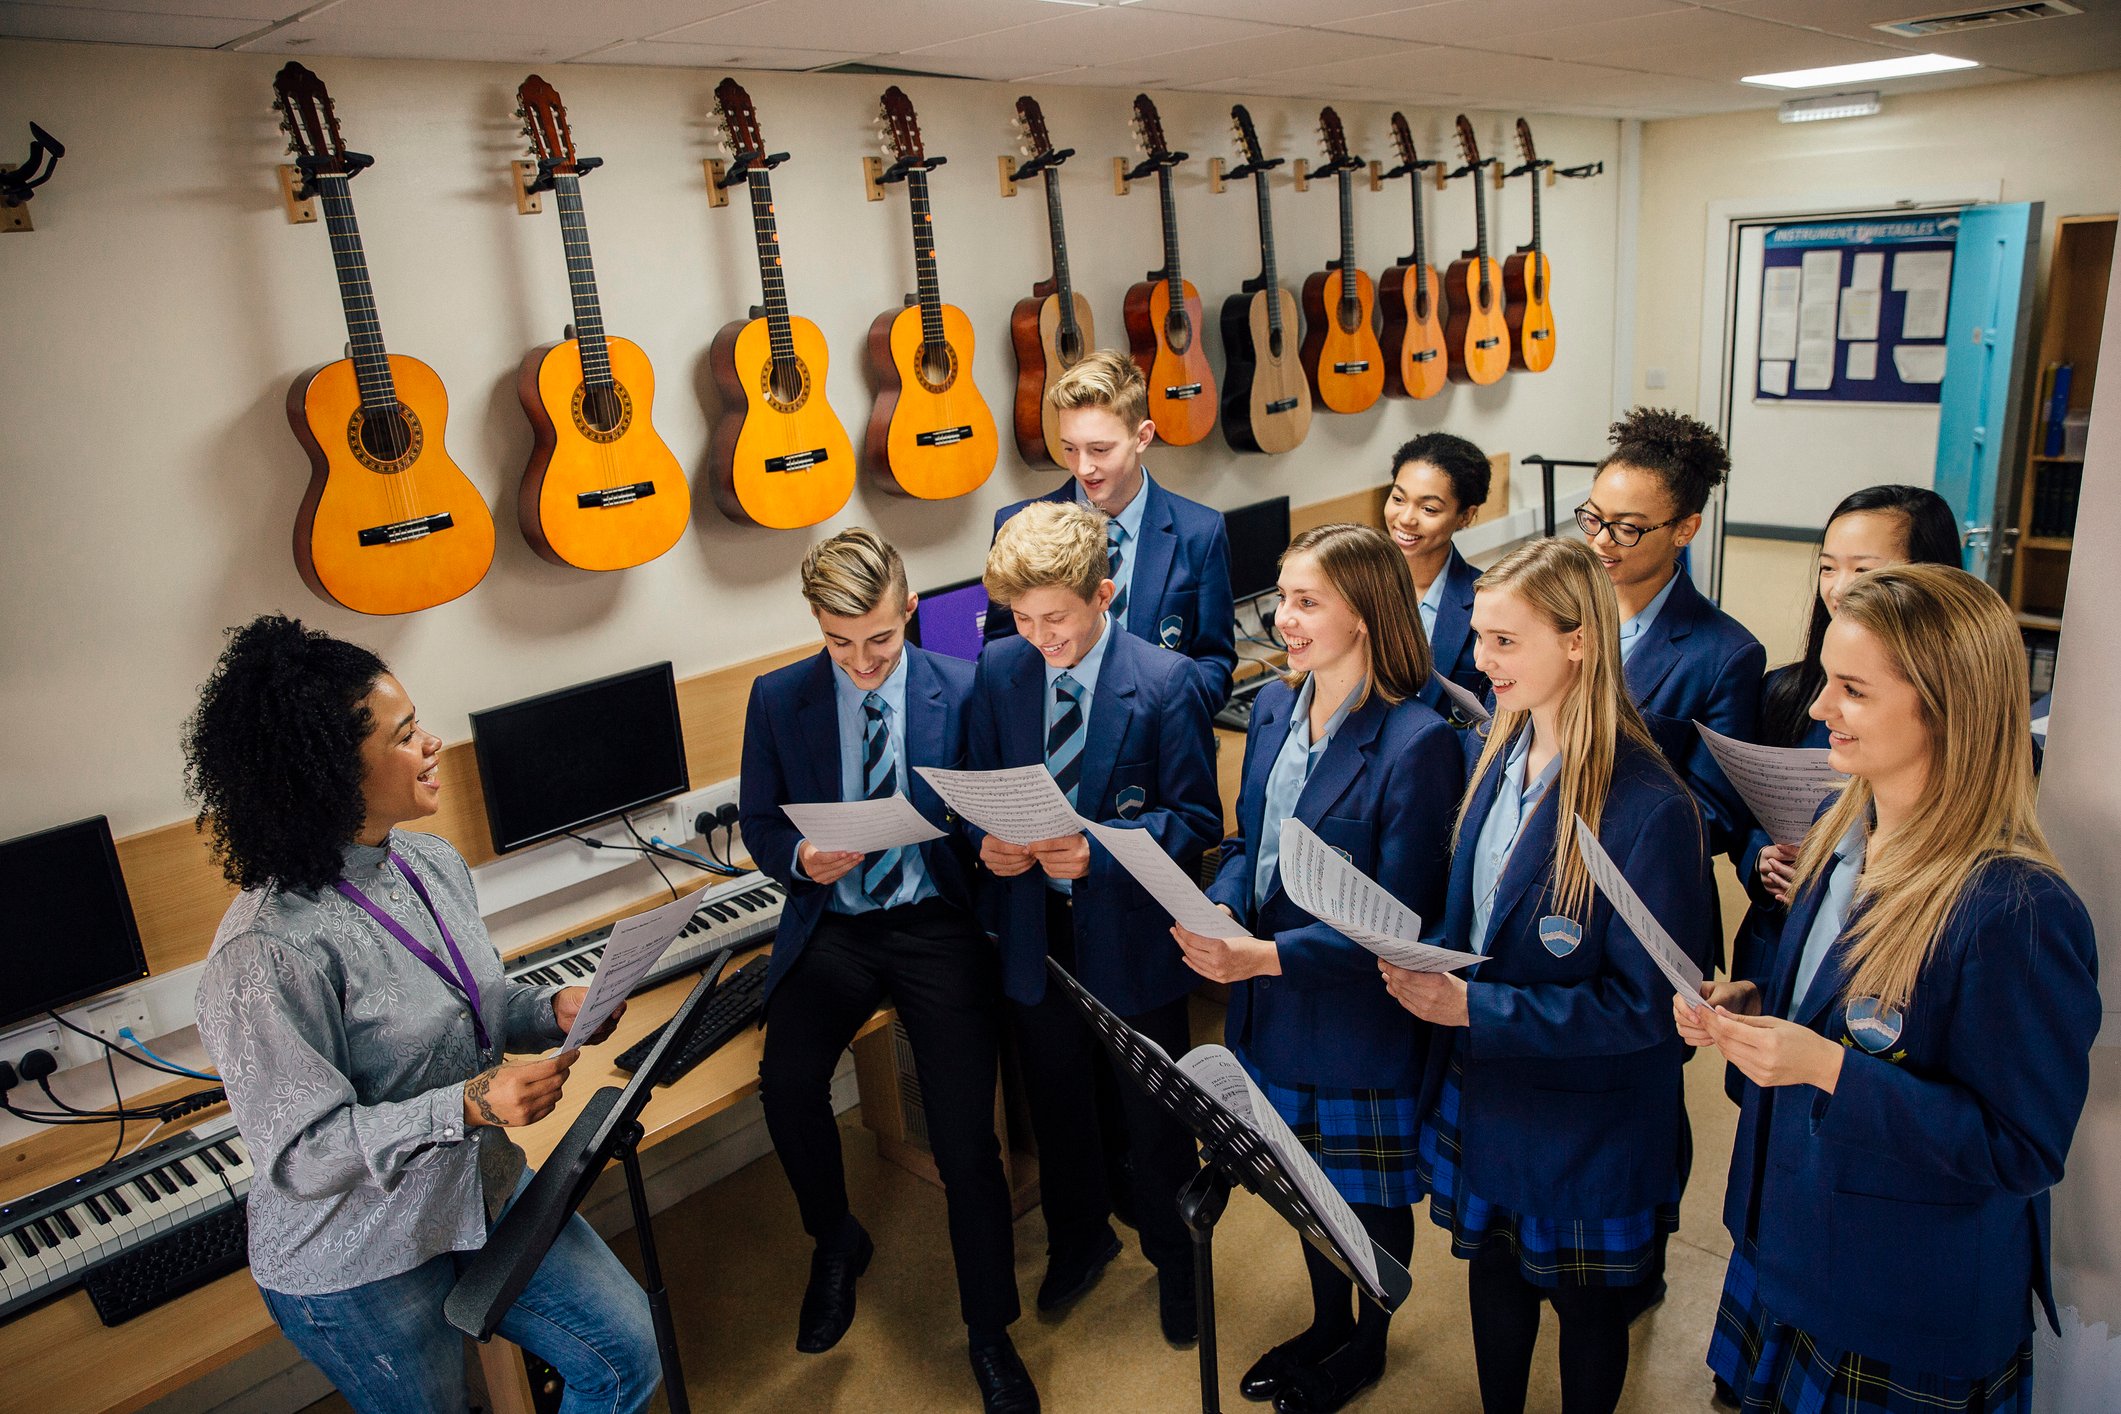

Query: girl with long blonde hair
left=1384, top=536, right=1713, bottom=1414
left=1680, top=564, right=2099, bottom=1414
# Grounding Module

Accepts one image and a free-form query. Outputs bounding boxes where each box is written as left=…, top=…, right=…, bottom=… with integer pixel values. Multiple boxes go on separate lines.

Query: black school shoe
left=794, top=1222, right=874, bottom=1353
left=969, top=1334, right=1042, bottom=1413
left=1158, top=1265, right=1199, bottom=1346
left=1240, top=1327, right=1349, bottom=1402
left=1036, top=1228, right=1123, bottom=1312
left=1271, top=1341, right=1384, bottom=1414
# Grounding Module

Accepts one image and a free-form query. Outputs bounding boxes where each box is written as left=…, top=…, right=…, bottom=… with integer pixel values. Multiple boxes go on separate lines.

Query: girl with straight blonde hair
left=1680, top=564, right=2099, bottom=1414
left=1173, top=524, right=1462, bottom=1412
left=1384, top=536, right=1713, bottom=1414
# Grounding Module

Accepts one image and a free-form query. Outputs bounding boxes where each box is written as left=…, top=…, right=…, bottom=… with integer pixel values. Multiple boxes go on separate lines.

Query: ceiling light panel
left=1742, top=52, right=1980, bottom=87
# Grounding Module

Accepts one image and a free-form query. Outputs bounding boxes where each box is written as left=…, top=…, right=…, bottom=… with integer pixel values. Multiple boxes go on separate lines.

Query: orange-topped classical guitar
left=862, top=86, right=996, bottom=500
left=1121, top=94, right=1216, bottom=447
left=513, top=75, right=690, bottom=568
left=706, top=77, right=855, bottom=530
left=1299, top=106, right=1385, bottom=415
left=1007, top=96, right=1094, bottom=467
left=1503, top=117, right=1557, bottom=373
left=274, top=62, right=494, bottom=615
left=1444, top=115, right=1510, bottom=386
left=1378, top=112, right=1448, bottom=401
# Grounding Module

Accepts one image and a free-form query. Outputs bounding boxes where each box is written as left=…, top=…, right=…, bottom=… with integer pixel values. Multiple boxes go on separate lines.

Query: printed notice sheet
left=1573, top=820, right=1705, bottom=1010
left=1694, top=723, right=1844, bottom=847
left=1082, top=820, right=1248, bottom=939
left=1892, top=250, right=1953, bottom=340
left=1278, top=819, right=1483, bottom=973
left=915, top=764, right=1086, bottom=845
left=781, top=795, right=944, bottom=854
left=558, top=882, right=714, bottom=1050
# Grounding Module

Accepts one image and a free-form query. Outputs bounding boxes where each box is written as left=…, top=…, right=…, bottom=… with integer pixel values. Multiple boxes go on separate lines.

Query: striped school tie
left=1047, top=672, right=1085, bottom=807
left=1106, top=521, right=1128, bottom=625
left=860, top=692, right=904, bottom=905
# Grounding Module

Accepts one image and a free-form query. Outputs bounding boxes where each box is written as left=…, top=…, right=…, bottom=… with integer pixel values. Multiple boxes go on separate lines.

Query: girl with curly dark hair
left=186, top=614, right=659, bottom=1414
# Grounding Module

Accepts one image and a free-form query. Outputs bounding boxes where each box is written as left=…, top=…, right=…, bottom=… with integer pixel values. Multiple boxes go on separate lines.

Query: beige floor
left=306, top=538, right=1819, bottom=1414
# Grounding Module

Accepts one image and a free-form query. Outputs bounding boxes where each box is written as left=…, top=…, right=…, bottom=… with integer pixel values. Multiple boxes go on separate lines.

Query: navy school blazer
left=966, top=629, right=1222, bottom=1013
left=982, top=476, right=1237, bottom=712
left=737, top=647, right=977, bottom=1002
left=1207, top=680, right=1461, bottom=1090
left=1723, top=854, right=2099, bottom=1379
left=1421, top=731, right=1715, bottom=1219
left=1414, top=545, right=1489, bottom=713
left=1625, top=568, right=1766, bottom=862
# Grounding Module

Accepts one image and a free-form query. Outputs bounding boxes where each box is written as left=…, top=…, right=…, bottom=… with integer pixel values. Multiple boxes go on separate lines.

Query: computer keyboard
left=1213, top=695, right=1255, bottom=731
left=612, top=953, right=772, bottom=1087
left=80, top=1200, right=248, bottom=1326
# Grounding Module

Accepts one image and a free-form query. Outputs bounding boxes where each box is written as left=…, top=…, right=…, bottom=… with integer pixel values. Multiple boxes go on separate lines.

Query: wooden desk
left=0, top=949, right=890, bottom=1414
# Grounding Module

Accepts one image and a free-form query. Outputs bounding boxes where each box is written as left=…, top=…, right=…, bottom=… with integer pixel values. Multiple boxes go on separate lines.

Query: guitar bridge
left=1265, top=397, right=1300, bottom=415
left=915, top=426, right=974, bottom=447
left=356, top=512, right=455, bottom=547
left=765, top=448, right=831, bottom=473
left=576, top=482, right=657, bottom=508
left=1164, top=383, right=1203, bottom=400
left=1475, top=337, right=1501, bottom=350
left=1331, top=361, right=1370, bottom=375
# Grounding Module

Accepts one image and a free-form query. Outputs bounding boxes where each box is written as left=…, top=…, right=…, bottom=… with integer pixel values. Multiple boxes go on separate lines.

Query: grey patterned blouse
left=194, top=829, right=564, bottom=1295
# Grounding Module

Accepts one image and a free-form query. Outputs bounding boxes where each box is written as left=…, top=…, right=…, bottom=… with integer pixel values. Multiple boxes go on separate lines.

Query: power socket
left=0, top=1022, right=63, bottom=1082
left=83, top=998, right=153, bottom=1046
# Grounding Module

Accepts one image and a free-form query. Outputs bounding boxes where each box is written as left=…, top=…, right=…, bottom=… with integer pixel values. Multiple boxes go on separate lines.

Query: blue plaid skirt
left=1236, top=1051, right=1423, bottom=1207
left=1416, top=1054, right=1677, bottom=1288
left=1707, top=1243, right=2033, bottom=1414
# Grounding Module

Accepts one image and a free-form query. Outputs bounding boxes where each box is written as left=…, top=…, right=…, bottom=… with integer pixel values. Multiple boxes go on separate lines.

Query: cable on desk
left=115, top=1029, right=219, bottom=1081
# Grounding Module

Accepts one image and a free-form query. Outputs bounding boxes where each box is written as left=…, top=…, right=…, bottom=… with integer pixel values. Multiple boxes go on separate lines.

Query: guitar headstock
left=1455, top=114, right=1481, bottom=170
left=1230, top=104, right=1267, bottom=168
left=1317, top=106, right=1356, bottom=170
left=1014, top=95, right=1054, bottom=160
left=1516, top=117, right=1540, bottom=170
left=879, top=85, right=925, bottom=164
left=516, top=74, right=576, bottom=173
left=1390, top=111, right=1418, bottom=169
left=1132, top=93, right=1172, bottom=163
left=273, top=61, right=349, bottom=175
left=714, top=77, right=764, bottom=162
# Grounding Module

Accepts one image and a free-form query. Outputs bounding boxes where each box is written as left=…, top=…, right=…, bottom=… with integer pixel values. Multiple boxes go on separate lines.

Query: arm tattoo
left=465, top=1067, right=503, bottom=1127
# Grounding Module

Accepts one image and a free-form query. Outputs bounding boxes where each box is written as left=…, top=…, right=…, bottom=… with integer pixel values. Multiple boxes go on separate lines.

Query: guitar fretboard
left=1251, top=167, right=1283, bottom=339
left=1042, top=166, right=1080, bottom=343
left=1155, top=165, right=1184, bottom=312
left=315, top=174, right=398, bottom=412
left=906, top=168, right=945, bottom=351
left=1472, top=170, right=1493, bottom=309
left=1335, top=166, right=1359, bottom=313
left=553, top=174, right=612, bottom=388
left=1409, top=167, right=1432, bottom=311
left=743, top=168, right=796, bottom=370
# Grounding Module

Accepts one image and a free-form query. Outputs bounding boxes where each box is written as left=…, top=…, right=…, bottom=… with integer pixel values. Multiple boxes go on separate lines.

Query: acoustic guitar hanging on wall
left=1379, top=112, right=1448, bottom=401
left=1007, top=95, right=1094, bottom=467
left=1299, top=106, right=1386, bottom=415
left=1444, top=115, right=1510, bottom=386
left=1121, top=94, right=1217, bottom=447
left=514, top=75, right=691, bottom=569
left=1503, top=117, right=1557, bottom=373
left=274, top=61, right=494, bottom=616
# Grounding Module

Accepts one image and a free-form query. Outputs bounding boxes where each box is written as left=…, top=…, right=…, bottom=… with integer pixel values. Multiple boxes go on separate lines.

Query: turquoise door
left=1934, top=201, right=2042, bottom=582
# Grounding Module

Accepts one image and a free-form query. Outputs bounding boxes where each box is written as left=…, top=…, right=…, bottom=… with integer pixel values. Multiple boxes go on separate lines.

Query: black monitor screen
left=1223, top=496, right=1292, bottom=601
left=0, top=816, right=149, bottom=1030
left=471, top=663, right=690, bottom=854
left=907, top=578, right=991, bottom=662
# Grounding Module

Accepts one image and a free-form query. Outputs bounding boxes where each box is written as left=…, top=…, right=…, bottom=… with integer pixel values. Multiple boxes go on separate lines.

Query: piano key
left=106, top=1186, right=131, bottom=1217
left=53, top=1209, right=78, bottom=1240
left=86, top=1194, right=111, bottom=1223
left=32, top=1218, right=59, bottom=1250
left=198, top=1148, right=223, bottom=1176
left=151, top=1168, right=179, bottom=1197
left=172, top=1158, right=199, bottom=1187
left=11, top=1229, right=35, bottom=1260
left=214, top=1141, right=241, bottom=1168
left=134, top=1177, right=158, bottom=1206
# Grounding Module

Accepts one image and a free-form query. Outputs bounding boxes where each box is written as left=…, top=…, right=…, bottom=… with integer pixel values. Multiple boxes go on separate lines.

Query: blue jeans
left=260, top=1176, right=660, bottom=1414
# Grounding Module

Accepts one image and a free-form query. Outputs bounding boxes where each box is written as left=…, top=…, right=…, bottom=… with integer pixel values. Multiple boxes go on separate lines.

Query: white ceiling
left=2, top=0, right=2115, bottom=116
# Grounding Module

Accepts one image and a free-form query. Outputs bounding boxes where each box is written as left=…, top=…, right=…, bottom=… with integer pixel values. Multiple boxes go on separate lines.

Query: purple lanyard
left=335, top=850, right=489, bottom=1050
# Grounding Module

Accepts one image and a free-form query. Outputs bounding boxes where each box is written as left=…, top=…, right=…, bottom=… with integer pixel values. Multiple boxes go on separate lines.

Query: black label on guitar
left=1410, top=349, right=1439, bottom=364
left=916, top=426, right=975, bottom=448
left=1266, top=397, right=1300, bottom=415
left=1332, top=361, right=1371, bottom=375
left=357, top=512, right=455, bottom=547
left=576, top=481, right=659, bottom=509
left=1475, top=337, right=1501, bottom=350
left=765, top=449, right=831, bottom=474
left=1164, top=383, right=1203, bottom=400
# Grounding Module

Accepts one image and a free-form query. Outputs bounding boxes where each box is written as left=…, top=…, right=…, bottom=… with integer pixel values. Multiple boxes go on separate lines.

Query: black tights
left=1292, top=1203, right=1415, bottom=1358
left=1466, top=1243, right=1632, bottom=1414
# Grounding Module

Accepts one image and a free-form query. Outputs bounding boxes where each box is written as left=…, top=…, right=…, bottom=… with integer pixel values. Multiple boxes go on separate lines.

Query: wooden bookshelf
left=2011, top=213, right=2114, bottom=627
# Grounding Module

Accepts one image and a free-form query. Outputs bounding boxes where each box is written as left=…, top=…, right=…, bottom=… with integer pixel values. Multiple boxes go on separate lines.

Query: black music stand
left=1044, top=959, right=1412, bottom=1414
left=445, top=953, right=731, bottom=1414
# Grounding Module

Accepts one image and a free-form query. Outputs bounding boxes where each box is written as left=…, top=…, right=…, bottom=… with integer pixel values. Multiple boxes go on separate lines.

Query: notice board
left=1755, top=214, right=1957, bottom=404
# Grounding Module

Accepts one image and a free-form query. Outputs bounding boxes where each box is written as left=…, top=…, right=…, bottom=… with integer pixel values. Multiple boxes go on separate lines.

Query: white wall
left=0, top=38, right=1624, bottom=842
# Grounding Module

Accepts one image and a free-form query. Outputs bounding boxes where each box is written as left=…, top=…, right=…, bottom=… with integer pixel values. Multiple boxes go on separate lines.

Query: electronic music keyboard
left=503, top=870, right=785, bottom=993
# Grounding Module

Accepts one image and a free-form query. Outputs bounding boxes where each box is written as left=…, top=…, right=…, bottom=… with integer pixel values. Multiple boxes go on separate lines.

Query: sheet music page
left=1082, top=820, right=1248, bottom=939
left=1571, top=817, right=1705, bottom=1010
left=1433, top=674, right=1491, bottom=724
left=914, top=764, right=1087, bottom=845
left=1176, top=1044, right=1380, bottom=1291
left=1694, top=723, right=1843, bottom=847
left=558, top=882, right=715, bottom=1050
left=780, top=795, right=945, bottom=854
left=1278, top=819, right=1482, bottom=973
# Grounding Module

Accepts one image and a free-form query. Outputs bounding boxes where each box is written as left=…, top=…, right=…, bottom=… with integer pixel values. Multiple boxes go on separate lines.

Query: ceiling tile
left=1508, top=7, right=1910, bottom=76
left=901, top=7, right=1284, bottom=73
left=1705, top=0, right=2121, bottom=76
left=579, top=38, right=872, bottom=69
left=236, top=22, right=609, bottom=61
left=0, top=2, right=256, bottom=44
left=1324, top=0, right=1697, bottom=43
left=286, top=0, right=758, bottom=41
left=1070, top=24, right=1401, bottom=88
left=14, top=0, right=293, bottom=18
left=659, top=0, right=1042, bottom=53
left=1131, top=0, right=1451, bottom=23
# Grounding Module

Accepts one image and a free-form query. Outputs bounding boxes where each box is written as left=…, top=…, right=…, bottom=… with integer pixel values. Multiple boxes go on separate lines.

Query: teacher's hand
left=464, top=1050, right=578, bottom=1128
left=553, top=986, right=623, bottom=1046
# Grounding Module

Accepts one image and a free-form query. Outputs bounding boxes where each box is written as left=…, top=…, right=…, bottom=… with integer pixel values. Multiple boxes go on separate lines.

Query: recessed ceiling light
left=1779, top=91, right=1884, bottom=122
left=1742, top=53, right=1979, bottom=89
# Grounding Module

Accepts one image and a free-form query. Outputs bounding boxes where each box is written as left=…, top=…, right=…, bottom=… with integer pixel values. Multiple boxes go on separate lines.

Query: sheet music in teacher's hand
left=558, top=882, right=715, bottom=1051
left=1571, top=816, right=1705, bottom=1010
left=1277, top=819, right=1483, bottom=973
left=781, top=795, right=944, bottom=855
left=1080, top=820, right=1248, bottom=939
left=914, top=764, right=1087, bottom=845
left=1694, top=722, right=1843, bottom=847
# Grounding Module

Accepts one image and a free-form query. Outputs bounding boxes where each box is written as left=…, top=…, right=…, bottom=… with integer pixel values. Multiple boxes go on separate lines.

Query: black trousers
left=1010, top=890, right=1198, bottom=1274
left=758, top=898, right=1019, bottom=1333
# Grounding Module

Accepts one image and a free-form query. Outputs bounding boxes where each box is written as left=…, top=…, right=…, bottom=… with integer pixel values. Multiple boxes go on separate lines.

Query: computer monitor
left=1223, top=495, right=1292, bottom=602
left=470, top=663, right=690, bottom=854
left=0, top=816, right=150, bottom=1030
left=906, top=577, right=991, bottom=663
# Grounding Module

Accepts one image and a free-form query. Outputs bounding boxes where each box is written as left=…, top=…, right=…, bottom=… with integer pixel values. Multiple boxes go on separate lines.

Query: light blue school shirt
left=1618, top=566, right=1682, bottom=664
left=1471, top=730, right=1562, bottom=951
left=1254, top=677, right=1363, bottom=909
left=1076, top=469, right=1152, bottom=610
left=1043, top=613, right=1115, bottom=895
left=1417, top=567, right=1447, bottom=641
left=812, top=654, right=933, bottom=914
left=1788, top=818, right=1867, bottom=1018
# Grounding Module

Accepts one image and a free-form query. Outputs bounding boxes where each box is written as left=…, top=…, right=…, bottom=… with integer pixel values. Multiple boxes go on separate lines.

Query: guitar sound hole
left=360, top=408, right=409, bottom=461
left=347, top=403, right=424, bottom=473
left=570, top=381, right=634, bottom=444
left=760, top=355, right=812, bottom=412
left=582, top=385, right=624, bottom=433
left=1163, top=311, right=1192, bottom=354
left=1057, top=326, right=1085, bottom=365
left=1267, top=329, right=1285, bottom=361
left=918, top=341, right=955, bottom=390
left=1338, top=298, right=1362, bottom=334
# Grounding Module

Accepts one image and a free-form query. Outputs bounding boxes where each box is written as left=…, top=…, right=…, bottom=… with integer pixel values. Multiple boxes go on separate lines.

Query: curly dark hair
left=183, top=614, right=387, bottom=894
left=1600, top=407, right=1730, bottom=518
left=1390, top=432, right=1491, bottom=512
